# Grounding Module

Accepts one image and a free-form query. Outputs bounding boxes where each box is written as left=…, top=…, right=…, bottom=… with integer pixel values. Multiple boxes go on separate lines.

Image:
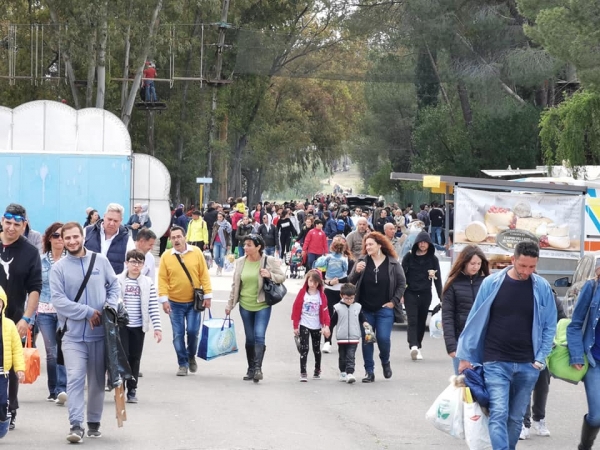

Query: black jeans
left=159, top=236, right=169, bottom=256
left=119, top=326, right=145, bottom=393
left=323, top=288, right=339, bottom=344
left=189, top=241, right=205, bottom=251
left=299, top=325, right=322, bottom=374
left=338, top=344, right=358, bottom=374
left=523, top=367, right=551, bottom=427
left=404, top=290, right=431, bottom=349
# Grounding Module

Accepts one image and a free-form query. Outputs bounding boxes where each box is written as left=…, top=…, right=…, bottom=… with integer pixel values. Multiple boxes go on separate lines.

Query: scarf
left=138, top=204, right=149, bottom=226
left=217, top=219, right=232, bottom=245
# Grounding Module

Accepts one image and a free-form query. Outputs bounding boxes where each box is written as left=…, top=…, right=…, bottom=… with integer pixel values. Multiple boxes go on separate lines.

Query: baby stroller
left=203, top=249, right=213, bottom=270
left=287, top=245, right=305, bottom=279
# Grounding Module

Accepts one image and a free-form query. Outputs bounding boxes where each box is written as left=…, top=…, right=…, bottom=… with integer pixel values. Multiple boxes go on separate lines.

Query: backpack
left=336, top=218, right=346, bottom=233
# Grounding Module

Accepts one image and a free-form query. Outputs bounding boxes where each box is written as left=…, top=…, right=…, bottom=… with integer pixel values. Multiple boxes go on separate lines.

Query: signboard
left=454, top=187, right=584, bottom=259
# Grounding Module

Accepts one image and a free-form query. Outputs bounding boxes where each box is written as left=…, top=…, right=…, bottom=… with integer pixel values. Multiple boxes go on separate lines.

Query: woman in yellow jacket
left=186, top=210, right=209, bottom=251
left=0, top=286, right=25, bottom=437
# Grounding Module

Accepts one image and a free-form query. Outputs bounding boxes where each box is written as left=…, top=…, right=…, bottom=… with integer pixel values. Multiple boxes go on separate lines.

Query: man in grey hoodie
left=50, top=222, right=119, bottom=444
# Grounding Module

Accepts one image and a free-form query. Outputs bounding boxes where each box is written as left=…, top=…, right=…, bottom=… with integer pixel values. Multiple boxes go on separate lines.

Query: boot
left=253, top=345, right=266, bottom=383
left=243, top=345, right=255, bottom=381
left=579, top=415, right=600, bottom=450
left=0, top=418, right=9, bottom=439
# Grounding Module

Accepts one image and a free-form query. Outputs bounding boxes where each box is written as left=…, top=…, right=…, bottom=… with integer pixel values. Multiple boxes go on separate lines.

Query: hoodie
left=174, top=208, right=189, bottom=232
left=291, top=279, right=331, bottom=330
left=401, top=231, right=442, bottom=297
left=50, top=250, right=120, bottom=343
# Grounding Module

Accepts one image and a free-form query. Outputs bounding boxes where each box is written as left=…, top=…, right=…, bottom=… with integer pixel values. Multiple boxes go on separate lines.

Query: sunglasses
left=3, top=213, right=25, bottom=223
left=51, top=232, right=61, bottom=238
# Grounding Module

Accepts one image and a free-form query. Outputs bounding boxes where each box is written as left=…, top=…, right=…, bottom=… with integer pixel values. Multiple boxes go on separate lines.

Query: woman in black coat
left=441, top=244, right=489, bottom=374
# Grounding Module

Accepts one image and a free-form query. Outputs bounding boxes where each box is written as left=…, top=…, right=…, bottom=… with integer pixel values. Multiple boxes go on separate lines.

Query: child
left=291, top=270, right=331, bottom=381
left=0, top=286, right=25, bottom=437
left=289, top=245, right=303, bottom=279
left=117, top=250, right=162, bottom=403
left=329, top=283, right=368, bottom=384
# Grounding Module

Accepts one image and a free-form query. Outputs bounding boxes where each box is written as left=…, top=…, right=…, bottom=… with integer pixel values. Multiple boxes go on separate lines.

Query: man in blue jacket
left=323, top=211, right=337, bottom=247
left=456, top=241, right=556, bottom=450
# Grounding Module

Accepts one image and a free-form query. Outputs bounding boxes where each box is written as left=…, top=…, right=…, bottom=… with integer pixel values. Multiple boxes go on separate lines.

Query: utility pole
left=205, top=0, right=230, bottom=204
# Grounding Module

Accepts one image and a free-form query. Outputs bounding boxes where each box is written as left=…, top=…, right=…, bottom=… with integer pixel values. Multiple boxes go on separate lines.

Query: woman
left=348, top=232, right=406, bottom=383
left=38, top=222, right=68, bottom=404
left=402, top=231, right=442, bottom=361
left=225, top=234, right=285, bottom=383
left=568, top=262, right=600, bottom=449
left=84, top=209, right=99, bottom=227
left=277, top=209, right=297, bottom=261
left=297, top=216, right=314, bottom=245
left=235, top=216, right=253, bottom=258
left=210, top=212, right=232, bottom=276
left=441, top=245, right=489, bottom=374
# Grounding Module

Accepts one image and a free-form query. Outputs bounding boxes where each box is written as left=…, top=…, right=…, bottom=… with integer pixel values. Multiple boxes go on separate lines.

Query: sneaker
left=46, top=394, right=57, bottom=402
left=532, top=419, right=551, bottom=437
left=138, top=372, right=143, bottom=378
left=519, top=424, right=530, bottom=440
left=299, top=373, right=308, bottom=382
left=346, top=373, right=356, bottom=384
left=56, top=391, right=68, bottom=406
left=313, top=370, right=321, bottom=380
left=67, top=425, right=84, bottom=443
left=176, top=366, right=188, bottom=376
left=416, top=349, right=423, bottom=361
left=189, top=357, right=198, bottom=373
left=322, top=342, right=332, bottom=354
left=127, top=390, right=138, bottom=404
left=410, top=346, right=419, bottom=360
left=339, top=372, right=347, bottom=382
left=217, top=267, right=222, bottom=276
left=87, top=422, right=101, bottom=438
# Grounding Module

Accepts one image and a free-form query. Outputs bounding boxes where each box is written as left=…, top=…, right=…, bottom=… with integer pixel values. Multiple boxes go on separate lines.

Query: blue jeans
left=144, top=80, right=157, bottom=102
left=307, top=253, right=321, bottom=270
left=37, top=312, right=67, bottom=396
left=168, top=301, right=201, bottom=367
left=238, top=305, right=271, bottom=346
left=213, top=242, right=226, bottom=269
left=361, top=307, right=395, bottom=373
left=584, top=363, right=600, bottom=427
left=483, top=361, right=541, bottom=450
left=264, top=246, right=275, bottom=256
left=237, top=245, right=245, bottom=258
left=431, top=226, right=443, bottom=245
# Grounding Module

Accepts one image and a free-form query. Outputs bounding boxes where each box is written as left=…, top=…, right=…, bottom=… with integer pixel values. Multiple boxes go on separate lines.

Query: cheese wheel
left=465, top=221, right=487, bottom=243
left=484, top=212, right=515, bottom=234
left=547, top=224, right=569, bottom=237
left=548, top=235, right=570, bottom=249
left=515, top=217, right=553, bottom=234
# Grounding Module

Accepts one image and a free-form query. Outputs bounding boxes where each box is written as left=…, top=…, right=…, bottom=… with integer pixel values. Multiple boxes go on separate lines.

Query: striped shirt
left=123, top=277, right=162, bottom=331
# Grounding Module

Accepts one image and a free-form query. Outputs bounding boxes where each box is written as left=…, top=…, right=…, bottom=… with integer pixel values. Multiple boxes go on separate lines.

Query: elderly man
left=126, top=203, right=152, bottom=241
left=85, top=203, right=134, bottom=274
left=383, top=222, right=405, bottom=258
left=346, top=217, right=370, bottom=260
left=158, top=226, right=212, bottom=376
left=135, top=228, right=157, bottom=281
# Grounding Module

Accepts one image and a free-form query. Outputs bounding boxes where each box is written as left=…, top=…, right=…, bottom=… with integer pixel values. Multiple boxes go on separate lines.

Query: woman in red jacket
left=291, top=270, right=331, bottom=381
left=302, top=219, right=328, bottom=269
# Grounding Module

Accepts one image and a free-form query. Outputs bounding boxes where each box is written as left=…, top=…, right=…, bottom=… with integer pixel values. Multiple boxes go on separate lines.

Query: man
left=186, top=210, right=209, bottom=251
left=85, top=203, right=134, bottom=275
left=50, top=222, right=120, bottom=443
left=338, top=207, right=353, bottom=236
left=457, top=241, right=556, bottom=450
left=126, top=203, right=152, bottom=241
left=429, top=201, right=445, bottom=246
left=135, top=228, right=157, bottom=281
left=346, top=217, right=370, bottom=260
left=204, top=201, right=219, bottom=232
left=323, top=211, right=337, bottom=246
left=257, top=214, right=278, bottom=256
left=0, top=203, right=42, bottom=430
left=383, top=222, right=405, bottom=258
left=417, top=204, right=430, bottom=231
left=158, top=226, right=212, bottom=376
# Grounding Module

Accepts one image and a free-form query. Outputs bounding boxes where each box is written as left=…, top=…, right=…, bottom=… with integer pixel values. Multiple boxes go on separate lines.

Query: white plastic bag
left=425, top=383, right=465, bottom=439
left=429, top=311, right=443, bottom=339
left=464, top=401, right=492, bottom=449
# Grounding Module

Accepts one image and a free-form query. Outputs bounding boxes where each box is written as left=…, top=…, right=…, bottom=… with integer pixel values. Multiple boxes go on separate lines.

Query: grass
left=319, top=165, right=363, bottom=193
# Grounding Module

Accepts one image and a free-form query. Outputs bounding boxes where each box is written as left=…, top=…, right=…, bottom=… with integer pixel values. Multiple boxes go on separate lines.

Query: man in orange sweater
left=158, top=226, right=212, bottom=376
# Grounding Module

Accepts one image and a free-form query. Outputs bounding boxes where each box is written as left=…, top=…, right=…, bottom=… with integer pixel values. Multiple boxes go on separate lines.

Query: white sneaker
left=416, top=349, right=423, bottom=360
left=346, top=373, right=356, bottom=384
left=56, top=391, right=67, bottom=406
left=322, top=342, right=332, bottom=354
left=410, top=346, right=418, bottom=361
left=519, top=424, right=530, bottom=440
left=532, top=419, right=551, bottom=437
left=339, top=372, right=347, bottom=382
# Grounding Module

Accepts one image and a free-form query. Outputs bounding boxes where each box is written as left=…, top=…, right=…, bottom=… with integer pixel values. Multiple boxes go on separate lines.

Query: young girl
left=291, top=270, right=331, bottom=381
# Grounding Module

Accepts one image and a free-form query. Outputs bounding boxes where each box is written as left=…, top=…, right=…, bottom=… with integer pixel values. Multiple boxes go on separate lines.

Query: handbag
left=262, top=258, right=287, bottom=306
left=197, top=309, right=238, bottom=360
left=175, top=254, right=205, bottom=312
left=56, top=252, right=97, bottom=365
left=22, top=328, right=40, bottom=384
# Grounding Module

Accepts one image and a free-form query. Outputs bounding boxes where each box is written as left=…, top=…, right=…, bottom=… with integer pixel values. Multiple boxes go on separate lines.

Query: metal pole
left=200, top=24, right=204, bottom=89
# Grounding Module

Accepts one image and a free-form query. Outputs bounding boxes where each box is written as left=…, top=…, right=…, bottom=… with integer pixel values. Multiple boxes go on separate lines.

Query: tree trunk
left=231, top=134, right=247, bottom=198
left=457, top=80, right=473, bottom=128
left=95, top=0, right=109, bottom=109
left=85, top=27, right=97, bottom=108
left=121, top=0, right=163, bottom=128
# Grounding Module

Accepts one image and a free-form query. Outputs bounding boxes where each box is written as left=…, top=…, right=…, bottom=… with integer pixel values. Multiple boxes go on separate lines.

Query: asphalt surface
left=12, top=264, right=589, bottom=449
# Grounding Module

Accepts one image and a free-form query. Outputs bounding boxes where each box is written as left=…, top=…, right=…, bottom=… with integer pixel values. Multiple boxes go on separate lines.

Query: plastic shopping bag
left=197, top=310, right=239, bottom=361
left=429, top=311, right=443, bottom=339
left=425, top=382, right=465, bottom=439
left=23, top=329, right=40, bottom=384
left=464, top=388, right=492, bottom=450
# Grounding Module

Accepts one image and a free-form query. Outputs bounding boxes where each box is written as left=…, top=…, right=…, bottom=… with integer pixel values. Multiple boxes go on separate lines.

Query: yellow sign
left=431, top=183, right=454, bottom=194
left=423, top=175, right=441, bottom=188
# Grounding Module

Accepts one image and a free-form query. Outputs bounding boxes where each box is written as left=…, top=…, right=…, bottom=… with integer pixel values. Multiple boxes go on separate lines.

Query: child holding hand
left=291, top=270, right=331, bottom=381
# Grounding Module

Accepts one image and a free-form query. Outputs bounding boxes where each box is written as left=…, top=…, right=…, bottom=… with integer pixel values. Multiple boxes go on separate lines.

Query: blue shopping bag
left=197, top=310, right=239, bottom=361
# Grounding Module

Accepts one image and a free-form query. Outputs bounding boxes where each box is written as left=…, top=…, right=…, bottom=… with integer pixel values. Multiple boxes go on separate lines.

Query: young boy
left=0, top=286, right=25, bottom=437
left=329, top=283, right=368, bottom=384
left=117, top=250, right=162, bottom=403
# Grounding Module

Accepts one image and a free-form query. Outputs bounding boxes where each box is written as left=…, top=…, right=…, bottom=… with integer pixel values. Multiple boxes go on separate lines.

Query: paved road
left=12, top=266, right=588, bottom=448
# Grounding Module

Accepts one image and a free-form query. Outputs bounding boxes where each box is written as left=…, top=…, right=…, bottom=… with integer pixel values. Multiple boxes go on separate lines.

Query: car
left=554, top=252, right=600, bottom=317
left=345, top=194, right=378, bottom=212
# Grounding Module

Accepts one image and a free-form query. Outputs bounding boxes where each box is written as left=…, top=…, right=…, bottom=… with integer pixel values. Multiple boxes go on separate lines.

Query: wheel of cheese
left=484, top=212, right=515, bottom=234
left=547, top=224, right=569, bottom=237
left=465, top=221, right=487, bottom=243
left=548, top=235, right=570, bottom=249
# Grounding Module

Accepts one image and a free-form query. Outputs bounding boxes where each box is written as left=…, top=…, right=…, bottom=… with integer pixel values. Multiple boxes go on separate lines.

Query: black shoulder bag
left=262, top=257, right=287, bottom=306
left=175, top=254, right=205, bottom=312
left=56, top=252, right=97, bottom=365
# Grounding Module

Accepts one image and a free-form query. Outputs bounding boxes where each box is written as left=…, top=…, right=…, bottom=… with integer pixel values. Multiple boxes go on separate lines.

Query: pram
left=286, top=243, right=305, bottom=279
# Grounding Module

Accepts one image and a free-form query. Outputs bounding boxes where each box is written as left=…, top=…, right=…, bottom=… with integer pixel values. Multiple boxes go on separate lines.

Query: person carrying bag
left=175, top=255, right=205, bottom=312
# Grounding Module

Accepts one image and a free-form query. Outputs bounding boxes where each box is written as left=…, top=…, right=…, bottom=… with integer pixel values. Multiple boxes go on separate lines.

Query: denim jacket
left=567, top=279, right=600, bottom=367
left=456, top=266, right=557, bottom=366
left=40, top=253, right=52, bottom=304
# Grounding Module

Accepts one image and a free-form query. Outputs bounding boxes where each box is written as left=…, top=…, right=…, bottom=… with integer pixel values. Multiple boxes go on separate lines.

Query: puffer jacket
left=441, top=272, right=486, bottom=354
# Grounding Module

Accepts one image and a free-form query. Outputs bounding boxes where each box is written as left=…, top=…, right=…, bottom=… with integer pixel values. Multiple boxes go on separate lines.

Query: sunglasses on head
left=3, top=213, right=25, bottom=223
